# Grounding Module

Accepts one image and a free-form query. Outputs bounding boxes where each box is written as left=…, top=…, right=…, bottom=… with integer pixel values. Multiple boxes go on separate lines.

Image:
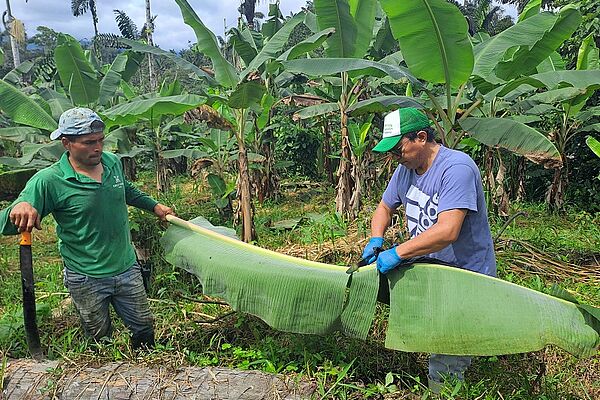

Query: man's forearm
left=394, top=223, right=455, bottom=259
left=371, top=202, right=393, bottom=237
left=395, top=209, right=467, bottom=259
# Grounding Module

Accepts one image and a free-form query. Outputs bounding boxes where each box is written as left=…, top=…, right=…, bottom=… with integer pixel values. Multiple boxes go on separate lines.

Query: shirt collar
left=58, top=151, right=115, bottom=180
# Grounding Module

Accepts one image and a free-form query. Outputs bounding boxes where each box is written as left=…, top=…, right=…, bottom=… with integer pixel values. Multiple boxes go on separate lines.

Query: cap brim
left=49, top=129, right=63, bottom=140
left=373, top=136, right=401, bottom=153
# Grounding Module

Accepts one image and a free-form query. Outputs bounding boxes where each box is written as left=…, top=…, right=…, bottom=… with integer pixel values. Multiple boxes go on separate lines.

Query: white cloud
left=9, top=0, right=306, bottom=51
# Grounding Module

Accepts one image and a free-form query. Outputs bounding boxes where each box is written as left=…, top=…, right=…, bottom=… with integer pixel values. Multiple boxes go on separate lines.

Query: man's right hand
left=9, top=202, right=41, bottom=232
left=361, top=237, right=384, bottom=264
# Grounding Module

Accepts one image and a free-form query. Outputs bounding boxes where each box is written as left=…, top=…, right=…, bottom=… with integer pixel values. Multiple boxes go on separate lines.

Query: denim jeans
left=63, top=263, right=155, bottom=349
left=428, top=353, right=472, bottom=392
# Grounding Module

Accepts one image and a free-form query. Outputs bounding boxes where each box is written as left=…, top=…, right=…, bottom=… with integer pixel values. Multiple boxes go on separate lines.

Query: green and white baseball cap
left=50, top=107, right=105, bottom=140
left=372, top=107, right=431, bottom=152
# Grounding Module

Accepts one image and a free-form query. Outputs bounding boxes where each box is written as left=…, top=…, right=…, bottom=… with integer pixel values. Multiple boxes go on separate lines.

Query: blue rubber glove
left=361, top=237, right=384, bottom=264
left=376, top=247, right=403, bottom=274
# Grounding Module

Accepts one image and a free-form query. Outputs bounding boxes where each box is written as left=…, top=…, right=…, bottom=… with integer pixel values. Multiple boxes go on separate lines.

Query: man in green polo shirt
left=0, top=107, right=173, bottom=349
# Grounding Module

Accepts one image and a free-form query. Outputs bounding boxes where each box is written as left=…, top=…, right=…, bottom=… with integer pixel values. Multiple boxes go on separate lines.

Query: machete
left=19, top=231, right=43, bottom=359
left=346, top=247, right=382, bottom=274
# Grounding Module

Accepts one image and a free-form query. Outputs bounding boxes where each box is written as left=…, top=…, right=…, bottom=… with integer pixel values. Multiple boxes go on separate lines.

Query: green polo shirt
left=0, top=151, right=158, bottom=277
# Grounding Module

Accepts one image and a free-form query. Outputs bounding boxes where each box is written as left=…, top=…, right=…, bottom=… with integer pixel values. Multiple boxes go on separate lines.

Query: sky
left=8, top=0, right=518, bottom=51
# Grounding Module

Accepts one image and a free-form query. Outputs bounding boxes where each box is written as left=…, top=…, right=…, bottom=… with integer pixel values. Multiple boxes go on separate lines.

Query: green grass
left=0, top=176, right=598, bottom=399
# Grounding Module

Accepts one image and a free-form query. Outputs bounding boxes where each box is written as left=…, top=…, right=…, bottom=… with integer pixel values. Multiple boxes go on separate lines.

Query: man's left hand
left=376, top=247, right=403, bottom=274
left=153, top=203, right=174, bottom=222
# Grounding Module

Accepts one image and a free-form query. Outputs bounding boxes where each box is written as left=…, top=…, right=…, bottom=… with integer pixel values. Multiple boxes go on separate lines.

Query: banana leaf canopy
left=161, top=217, right=599, bottom=357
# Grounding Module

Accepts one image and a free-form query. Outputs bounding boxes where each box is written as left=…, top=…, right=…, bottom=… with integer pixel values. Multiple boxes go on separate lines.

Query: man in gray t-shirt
left=362, top=107, right=496, bottom=391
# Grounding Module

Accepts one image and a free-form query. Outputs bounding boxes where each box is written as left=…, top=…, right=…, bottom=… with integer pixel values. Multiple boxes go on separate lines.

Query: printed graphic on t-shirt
left=113, top=175, right=124, bottom=188
left=405, top=185, right=439, bottom=237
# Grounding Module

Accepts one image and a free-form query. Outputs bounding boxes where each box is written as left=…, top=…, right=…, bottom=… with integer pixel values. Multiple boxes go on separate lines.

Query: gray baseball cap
left=50, top=107, right=105, bottom=140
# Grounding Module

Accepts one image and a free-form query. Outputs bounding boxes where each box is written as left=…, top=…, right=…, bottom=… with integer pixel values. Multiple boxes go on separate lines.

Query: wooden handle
left=20, top=231, right=32, bottom=246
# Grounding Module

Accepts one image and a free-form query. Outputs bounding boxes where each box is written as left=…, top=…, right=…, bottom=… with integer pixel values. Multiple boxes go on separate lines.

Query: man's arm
left=371, top=201, right=395, bottom=237
left=124, top=180, right=174, bottom=222
left=124, top=179, right=158, bottom=211
left=394, top=208, right=467, bottom=259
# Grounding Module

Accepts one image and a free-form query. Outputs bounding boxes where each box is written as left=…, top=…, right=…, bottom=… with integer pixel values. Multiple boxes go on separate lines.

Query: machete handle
left=346, top=246, right=383, bottom=274
left=20, top=231, right=32, bottom=245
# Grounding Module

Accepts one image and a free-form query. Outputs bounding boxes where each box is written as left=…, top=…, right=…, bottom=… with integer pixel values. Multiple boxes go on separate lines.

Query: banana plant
left=101, top=79, right=206, bottom=192
left=0, top=33, right=144, bottom=169
left=497, top=68, right=600, bottom=208
left=173, top=0, right=332, bottom=242
left=163, top=127, right=250, bottom=219
left=279, top=0, right=381, bottom=219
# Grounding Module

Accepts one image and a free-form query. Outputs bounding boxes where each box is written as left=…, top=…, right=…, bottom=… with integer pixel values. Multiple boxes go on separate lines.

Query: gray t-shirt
left=382, top=146, right=496, bottom=276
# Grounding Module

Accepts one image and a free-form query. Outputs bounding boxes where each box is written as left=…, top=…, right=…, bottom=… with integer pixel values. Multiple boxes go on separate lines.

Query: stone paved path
left=1, top=359, right=316, bottom=399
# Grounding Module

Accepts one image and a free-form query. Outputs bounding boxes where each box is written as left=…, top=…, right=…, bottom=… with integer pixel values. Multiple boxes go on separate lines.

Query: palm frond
left=94, top=33, right=127, bottom=49
left=114, top=9, right=139, bottom=40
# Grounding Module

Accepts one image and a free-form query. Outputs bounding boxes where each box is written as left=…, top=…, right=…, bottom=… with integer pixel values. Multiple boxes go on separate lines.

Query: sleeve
left=125, top=179, right=158, bottom=212
left=381, top=166, right=405, bottom=210
left=0, top=172, right=55, bottom=235
left=437, top=164, right=478, bottom=213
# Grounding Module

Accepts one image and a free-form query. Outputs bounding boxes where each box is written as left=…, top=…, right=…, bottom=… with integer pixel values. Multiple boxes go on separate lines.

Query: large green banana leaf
left=473, top=8, right=580, bottom=88
left=98, top=53, right=129, bottom=106
left=161, top=217, right=600, bottom=357
left=162, top=217, right=379, bottom=338
left=518, top=0, right=541, bottom=22
left=276, top=28, right=336, bottom=62
left=228, top=82, right=266, bottom=109
left=239, top=12, right=305, bottom=81
left=0, top=142, right=65, bottom=166
left=282, top=58, right=419, bottom=83
left=460, top=117, right=562, bottom=169
left=380, top=0, right=473, bottom=88
left=314, top=0, right=375, bottom=59
left=385, top=264, right=598, bottom=356
left=498, top=70, right=600, bottom=98
left=119, top=39, right=216, bottom=86
left=174, top=0, right=238, bottom=88
left=229, top=28, right=259, bottom=67
left=347, top=96, right=423, bottom=116
left=54, top=34, right=100, bottom=106
left=38, top=88, right=73, bottom=120
left=0, top=80, right=57, bottom=131
left=587, top=136, right=600, bottom=158
left=349, top=0, right=377, bottom=59
left=101, top=94, right=205, bottom=127
left=536, top=52, right=565, bottom=73
left=294, top=102, right=339, bottom=120
left=577, top=34, right=599, bottom=71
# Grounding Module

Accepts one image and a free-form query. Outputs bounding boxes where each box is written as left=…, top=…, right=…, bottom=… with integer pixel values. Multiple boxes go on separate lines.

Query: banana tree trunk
left=546, top=125, right=568, bottom=210
left=335, top=74, right=355, bottom=218
left=515, top=157, right=526, bottom=202
left=335, top=112, right=354, bottom=218
left=546, top=158, right=567, bottom=210
left=494, top=153, right=509, bottom=217
left=145, top=0, right=157, bottom=90
left=156, top=154, right=170, bottom=193
left=5, top=0, right=20, bottom=67
left=349, top=154, right=364, bottom=216
left=321, top=119, right=334, bottom=184
left=251, top=139, right=278, bottom=204
left=235, top=110, right=256, bottom=242
left=155, top=130, right=170, bottom=193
